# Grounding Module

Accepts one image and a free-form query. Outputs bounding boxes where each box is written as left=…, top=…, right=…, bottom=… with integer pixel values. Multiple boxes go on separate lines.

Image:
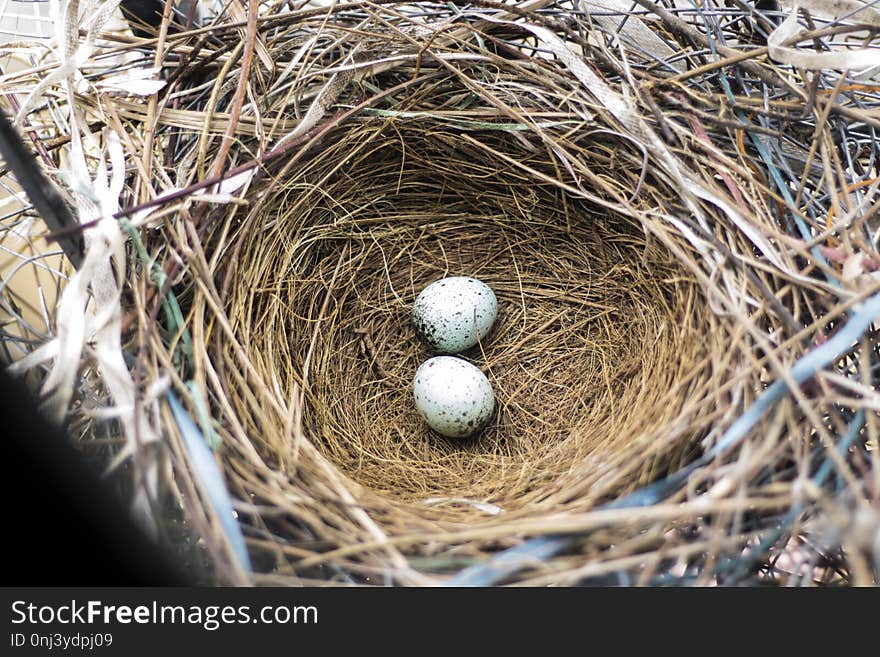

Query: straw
left=3, top=0, right=879, bottom=586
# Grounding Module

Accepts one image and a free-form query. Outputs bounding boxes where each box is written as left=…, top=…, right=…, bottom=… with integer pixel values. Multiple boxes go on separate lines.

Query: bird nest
left=3, top=1, right=880, bottom=585
left=229, top=126, right=714, bottom=507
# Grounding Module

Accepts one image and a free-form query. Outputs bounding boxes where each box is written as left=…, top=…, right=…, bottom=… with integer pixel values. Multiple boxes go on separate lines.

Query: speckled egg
left=412, top=276, right=498, bottom=353
left=413, top=356, right=495, bottom=438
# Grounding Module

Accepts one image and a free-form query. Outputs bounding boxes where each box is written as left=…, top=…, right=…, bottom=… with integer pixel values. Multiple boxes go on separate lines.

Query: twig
left=353, top=327, right=391, bottom=381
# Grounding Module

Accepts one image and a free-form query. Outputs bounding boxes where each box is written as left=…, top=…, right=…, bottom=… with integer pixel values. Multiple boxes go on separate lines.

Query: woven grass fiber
left=2, top=0, right=880, bottom=585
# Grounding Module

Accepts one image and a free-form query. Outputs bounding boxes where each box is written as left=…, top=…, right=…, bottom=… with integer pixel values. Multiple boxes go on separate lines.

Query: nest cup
left=202, top=19, right=729, bottom=565
left=225, top=128, right=715, bottom=517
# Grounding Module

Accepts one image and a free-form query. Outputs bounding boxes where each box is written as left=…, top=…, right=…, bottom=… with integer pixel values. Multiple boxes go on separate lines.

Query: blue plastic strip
left=167, top=391, right=252, bottom=575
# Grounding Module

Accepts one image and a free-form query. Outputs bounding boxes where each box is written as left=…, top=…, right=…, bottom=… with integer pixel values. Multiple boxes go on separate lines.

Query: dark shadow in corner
left=0, top=367, right=191, bottom=586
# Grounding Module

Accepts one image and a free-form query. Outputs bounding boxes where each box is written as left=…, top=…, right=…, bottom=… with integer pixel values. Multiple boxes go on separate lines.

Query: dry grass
left=2, top=1, right=880, bottom=585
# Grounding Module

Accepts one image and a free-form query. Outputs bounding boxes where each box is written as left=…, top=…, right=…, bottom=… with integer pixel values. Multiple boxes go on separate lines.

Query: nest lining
left=216, top=120, right=719, bottom=522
